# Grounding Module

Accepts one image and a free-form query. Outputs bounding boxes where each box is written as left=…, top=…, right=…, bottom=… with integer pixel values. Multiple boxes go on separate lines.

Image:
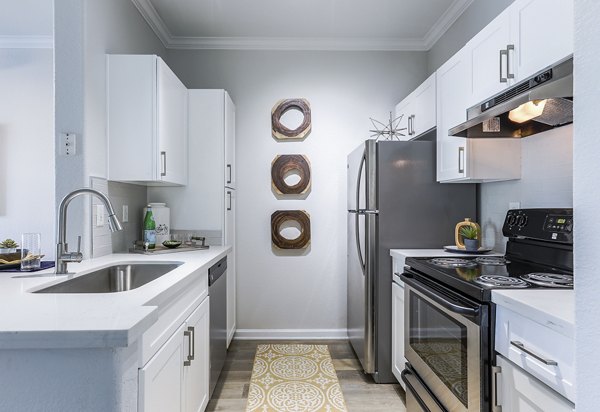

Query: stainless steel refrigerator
left=347, top=139, right=476, bottom=383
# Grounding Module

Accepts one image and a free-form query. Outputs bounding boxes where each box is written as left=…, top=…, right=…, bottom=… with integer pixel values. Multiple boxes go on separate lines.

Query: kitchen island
left=0, top=247, right=230, bottom=412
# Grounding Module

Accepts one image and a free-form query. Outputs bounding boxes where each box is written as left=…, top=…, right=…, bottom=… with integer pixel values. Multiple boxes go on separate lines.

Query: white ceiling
left=0, top=0, right=53, bottom=48
left=133, top=0, right=474, bottom=50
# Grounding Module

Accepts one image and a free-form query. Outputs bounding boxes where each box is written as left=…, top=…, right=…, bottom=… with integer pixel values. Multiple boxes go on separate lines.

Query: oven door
left=403, top=273, right=486, bottom=412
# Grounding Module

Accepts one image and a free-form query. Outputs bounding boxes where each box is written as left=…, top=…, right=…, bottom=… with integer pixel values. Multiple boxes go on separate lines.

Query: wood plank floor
left=206, top=340, right=406, bottom=411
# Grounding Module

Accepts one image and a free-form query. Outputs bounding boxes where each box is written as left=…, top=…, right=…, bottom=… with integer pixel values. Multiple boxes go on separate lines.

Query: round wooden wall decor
left=271, top=99, right=312, bottom=140
left=271, top=155, right=311, bottom=195
left=271, top=210, right=311, bottom=249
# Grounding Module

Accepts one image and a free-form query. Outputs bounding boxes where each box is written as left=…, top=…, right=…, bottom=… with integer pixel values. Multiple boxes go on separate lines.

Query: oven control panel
left=502, top=208, right=573, bottom=243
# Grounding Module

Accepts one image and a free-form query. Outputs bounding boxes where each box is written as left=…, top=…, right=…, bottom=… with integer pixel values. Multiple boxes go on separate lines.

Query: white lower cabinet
left=496, top=354, right=575, bottom=412
left=391, top=281, right=405, bottom=390
left=139, top=296, right=210, bottom=412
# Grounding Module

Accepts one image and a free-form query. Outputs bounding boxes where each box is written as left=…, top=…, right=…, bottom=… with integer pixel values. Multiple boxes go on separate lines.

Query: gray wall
left=166, top=49, right=428, bottom=335
left=427, top=0, right=514, bottom=73
left=574, top=0, right=600, bottom=408
left=54, top=0, right=165, bottom=257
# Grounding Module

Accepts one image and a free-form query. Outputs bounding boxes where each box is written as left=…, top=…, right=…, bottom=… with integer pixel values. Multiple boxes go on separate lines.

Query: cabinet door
left=157, top=58, right=188, bottom=186
left=225, top=190, right=236, bottom=347
left=467, top=9, right=512, bottom=105
left=224, top=92, right=236, bottom=189
left=391, top=282, right=405, bottom=389
left=496, top=354, right=575, bottom=412
left=393, top=99, right=412, bottom=141
left=411, top=73, right=436, bottom=137
left=139, top=323, right=185, bottom=412
left=436, top=49, right=470, bottom=182
left=510, top=0, right=573, bottom=81
left=183, top=297, right=210, bottom=412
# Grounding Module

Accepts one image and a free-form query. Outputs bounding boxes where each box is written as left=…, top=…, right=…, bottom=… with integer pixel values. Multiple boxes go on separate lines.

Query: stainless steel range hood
left=450, top=56, right=573, bottom=138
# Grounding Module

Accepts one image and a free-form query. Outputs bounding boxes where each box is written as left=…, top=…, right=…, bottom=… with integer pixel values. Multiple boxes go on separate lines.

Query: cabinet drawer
left=495, top=306, right=575, bottom=402
left=139, top=270, right=208, bottom=366
left=496, top=354, right=574, bottom=412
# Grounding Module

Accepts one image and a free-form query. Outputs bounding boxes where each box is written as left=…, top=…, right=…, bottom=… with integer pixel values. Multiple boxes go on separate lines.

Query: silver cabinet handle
left=160, top=151, right=167, bottom=177
left=510, top=341, right=558, bottom=366
left=492, top=365, right=502, bottom=412
left=411, top=115, right=416, bottom=136
left=188, top=326, right=195, bottom=361
left=227, top=164, right=232, bottom=184
left=499, top=49, right=508, bottom=83
left=227, top=191, right=232, bottom=211
left=408, top=115, right=412, bottom=136
left=506, top=44, right=515, bottom=79
left=183, top=328, right=193, bottom=366
left=458, top=147, right=465, bottom=174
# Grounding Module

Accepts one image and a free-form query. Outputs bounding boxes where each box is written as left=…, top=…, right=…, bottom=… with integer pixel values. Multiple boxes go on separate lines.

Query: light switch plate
left=96, top=204, right=105, bottom=227
left=122, top=205, right=129, bottom=223
left=509, top=202, right=521, bottom=210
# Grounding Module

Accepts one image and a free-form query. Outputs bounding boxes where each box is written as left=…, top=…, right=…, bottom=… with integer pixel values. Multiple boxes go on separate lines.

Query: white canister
left=144, top=203, right=170, bottom=244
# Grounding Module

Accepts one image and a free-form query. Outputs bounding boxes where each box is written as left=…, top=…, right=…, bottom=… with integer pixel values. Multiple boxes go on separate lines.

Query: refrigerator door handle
left=355, top=213, right=366, bottom=276
left=354, top=151, right=367, bottom=276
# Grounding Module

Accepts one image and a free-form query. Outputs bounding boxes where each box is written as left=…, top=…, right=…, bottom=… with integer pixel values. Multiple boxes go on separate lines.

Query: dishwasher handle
left=208, top=256, right=227, bottom=286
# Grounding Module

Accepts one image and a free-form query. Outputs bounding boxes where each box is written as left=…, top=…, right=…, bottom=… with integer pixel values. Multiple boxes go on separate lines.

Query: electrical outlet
left=509, top=202, right=521, bottom=210
left=59, top=133, right=77, bottom=156
left=122, top=205, right=129, bottom=223
left=96, top=204, right=105, bottom=227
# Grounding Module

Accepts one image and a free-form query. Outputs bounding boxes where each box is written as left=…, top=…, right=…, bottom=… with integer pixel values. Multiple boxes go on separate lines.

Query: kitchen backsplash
left=479, top=124, right=573, bottom=251
left=91, top=178, right=148, bottom=257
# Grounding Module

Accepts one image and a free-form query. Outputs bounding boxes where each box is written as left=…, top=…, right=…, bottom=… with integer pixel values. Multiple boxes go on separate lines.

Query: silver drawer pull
left=510, top=340, right=558, bottom=366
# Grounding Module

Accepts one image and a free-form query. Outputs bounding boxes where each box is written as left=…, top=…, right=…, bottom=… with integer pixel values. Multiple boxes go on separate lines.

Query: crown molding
left=167, top=36, right=427, bottom=51
left=130, top=0, right=172, bottom=48
left=0, top=35, right=53, bottom=49
left=132, top=0, right=472, bottom=51
left=423, top=0, right=475, bottom=49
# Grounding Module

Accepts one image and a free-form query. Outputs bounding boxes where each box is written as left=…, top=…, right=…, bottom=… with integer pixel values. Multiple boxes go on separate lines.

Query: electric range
left=400, top=208, right=573, bottom=412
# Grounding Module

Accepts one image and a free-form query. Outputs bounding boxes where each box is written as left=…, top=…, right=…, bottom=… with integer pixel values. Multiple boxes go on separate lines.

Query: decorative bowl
left=162, top=240, right=182, bottom=249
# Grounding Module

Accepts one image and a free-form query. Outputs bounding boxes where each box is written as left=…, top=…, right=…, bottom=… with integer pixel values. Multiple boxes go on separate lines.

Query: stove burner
left=430, top=258, right=477, bottom=268
left=475, top=275, right=529, bottom=288
left=475, top=256, right=510, bottom=266
left=521, top=273, right=573, bottom=288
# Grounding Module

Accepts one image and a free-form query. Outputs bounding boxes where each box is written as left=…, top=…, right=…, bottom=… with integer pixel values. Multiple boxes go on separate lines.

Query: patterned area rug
left=246, top=344, right=348, bottom=412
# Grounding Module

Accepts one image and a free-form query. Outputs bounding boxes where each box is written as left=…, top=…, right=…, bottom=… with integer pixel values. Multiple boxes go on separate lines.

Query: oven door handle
left=401, top=367, right=447, bottom=412
left=402, top=274, right=480, bottom=319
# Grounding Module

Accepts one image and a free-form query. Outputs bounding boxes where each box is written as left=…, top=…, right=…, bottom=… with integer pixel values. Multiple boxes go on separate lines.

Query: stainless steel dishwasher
left=208, top=256, right=227, bottom=397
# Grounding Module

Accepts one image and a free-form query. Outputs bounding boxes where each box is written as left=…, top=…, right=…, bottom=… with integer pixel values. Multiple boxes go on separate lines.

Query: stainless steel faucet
left=55, top=188, right=123, bottom=274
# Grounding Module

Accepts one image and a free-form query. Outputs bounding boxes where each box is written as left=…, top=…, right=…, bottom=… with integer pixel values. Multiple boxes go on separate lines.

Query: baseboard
left=234, top=329, right=348, bottom=340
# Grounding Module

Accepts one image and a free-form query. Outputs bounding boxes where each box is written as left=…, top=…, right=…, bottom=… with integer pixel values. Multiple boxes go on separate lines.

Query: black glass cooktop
left=405, top=255, right=573, bottom=302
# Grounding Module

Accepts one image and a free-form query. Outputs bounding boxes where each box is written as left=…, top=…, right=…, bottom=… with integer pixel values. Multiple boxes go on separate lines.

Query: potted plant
left=460, top=226, right=479, bottom=251
left=0, top=239, right=19, bottom=254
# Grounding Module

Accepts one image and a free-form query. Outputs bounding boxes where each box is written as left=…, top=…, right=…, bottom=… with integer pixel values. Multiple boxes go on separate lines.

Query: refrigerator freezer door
left=347, top=140, right=377, bottom=212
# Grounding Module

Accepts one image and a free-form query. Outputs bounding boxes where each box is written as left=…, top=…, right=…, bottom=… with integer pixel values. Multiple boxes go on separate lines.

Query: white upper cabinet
left=436, top=49, right=471, bottom=182
left=224, top=93, right=236, bottom=189
left=108, top=55, right=188, bottom=186
left=509, top=0, right=574, bottom=81
left=437, top=48, right=521, bottom=183
left=394, top=73, right=436, bottom=139
left=467, top=9, right=512, bottom=105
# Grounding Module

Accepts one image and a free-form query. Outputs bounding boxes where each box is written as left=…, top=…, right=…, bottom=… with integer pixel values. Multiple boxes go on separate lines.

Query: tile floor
left=206, top=340, right=406, bottom=411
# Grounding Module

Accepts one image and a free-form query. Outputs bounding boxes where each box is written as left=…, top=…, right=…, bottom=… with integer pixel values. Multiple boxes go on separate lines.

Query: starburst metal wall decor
left=369, top=112, right=407, bottom=141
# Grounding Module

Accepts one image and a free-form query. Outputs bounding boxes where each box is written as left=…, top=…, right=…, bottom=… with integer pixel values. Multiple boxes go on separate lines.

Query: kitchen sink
left=35, top=263, right=182, bottom=293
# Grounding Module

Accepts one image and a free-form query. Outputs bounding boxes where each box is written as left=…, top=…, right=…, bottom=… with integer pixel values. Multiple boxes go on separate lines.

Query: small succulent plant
left=0, top=239, right=19, bottom=249
left=459, top=225, right=479, bottom=240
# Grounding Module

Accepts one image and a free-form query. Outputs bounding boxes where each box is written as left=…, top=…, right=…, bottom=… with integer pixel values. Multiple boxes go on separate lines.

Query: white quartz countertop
left=492, top=289, right=574, bottom=339
left=0, top=247, right=230, bottom=350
